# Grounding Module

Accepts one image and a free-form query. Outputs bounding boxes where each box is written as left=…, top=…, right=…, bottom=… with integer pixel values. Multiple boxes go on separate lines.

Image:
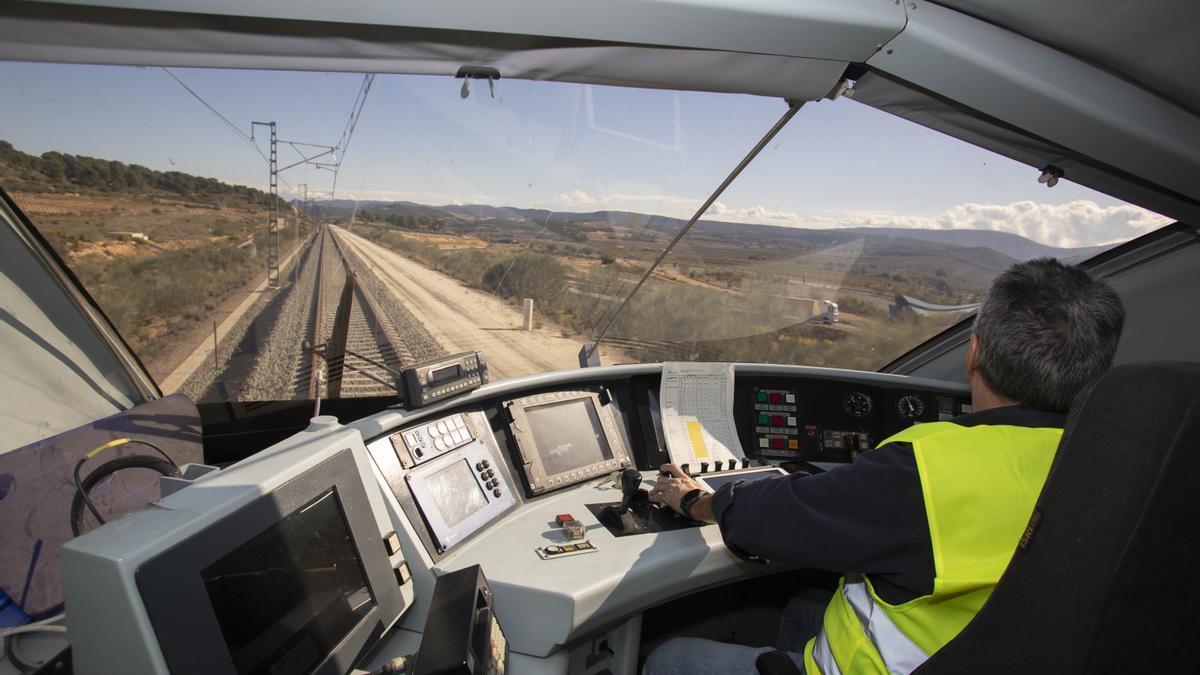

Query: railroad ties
left=292, top=227, right=412, bottom=399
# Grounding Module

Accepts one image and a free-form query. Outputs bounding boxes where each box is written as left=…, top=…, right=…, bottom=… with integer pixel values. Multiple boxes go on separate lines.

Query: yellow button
left=788, top=439, right=799, bottom=450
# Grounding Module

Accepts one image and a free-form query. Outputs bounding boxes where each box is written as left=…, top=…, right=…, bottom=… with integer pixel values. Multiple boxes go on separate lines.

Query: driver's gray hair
left=973, top=258, right=1125, bottom=413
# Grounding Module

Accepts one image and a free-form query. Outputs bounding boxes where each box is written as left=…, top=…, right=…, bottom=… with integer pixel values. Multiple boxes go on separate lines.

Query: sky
left=0, top=62, right=1171, bottom=248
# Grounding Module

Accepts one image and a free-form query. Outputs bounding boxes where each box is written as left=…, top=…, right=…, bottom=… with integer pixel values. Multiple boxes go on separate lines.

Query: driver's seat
left=757, top=361, right=1200, bottom=674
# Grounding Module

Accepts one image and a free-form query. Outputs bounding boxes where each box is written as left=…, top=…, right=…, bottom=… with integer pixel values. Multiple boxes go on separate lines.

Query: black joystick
left=599, top=468, right=651, bottom=535
left=618, top=468, right=648, bottom=514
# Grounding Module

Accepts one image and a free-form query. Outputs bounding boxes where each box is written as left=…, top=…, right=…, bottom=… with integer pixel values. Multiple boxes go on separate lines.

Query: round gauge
left=844, top=391, right=873, bottom=418
left=897, top=394, right=925, bottom=419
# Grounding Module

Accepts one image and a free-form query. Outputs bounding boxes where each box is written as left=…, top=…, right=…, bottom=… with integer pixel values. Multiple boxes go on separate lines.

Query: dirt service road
left=334, top=226, right=628, bottom=380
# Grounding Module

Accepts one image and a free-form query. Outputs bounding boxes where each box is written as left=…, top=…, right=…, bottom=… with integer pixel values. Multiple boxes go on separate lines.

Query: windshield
left=1, top=63, right=1172, bottom=403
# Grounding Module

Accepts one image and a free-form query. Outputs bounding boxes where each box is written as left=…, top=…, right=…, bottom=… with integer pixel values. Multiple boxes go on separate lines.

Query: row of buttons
left=546, top=460, right=619, bottom=487
left=426, top=376, right=481, bottom=400
left=759, top=437, right=800, bottom=450
left=475, top=460, right=503, bottom=498
left=756, top=403, right=797, bottom=413
left=757, top=414, right=798, bottom=427
left=430, top=416, right=466, bottom=437
left=756, top=391, right=796, bottom=405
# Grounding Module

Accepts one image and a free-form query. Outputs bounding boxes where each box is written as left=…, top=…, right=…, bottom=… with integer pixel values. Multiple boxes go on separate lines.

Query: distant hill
left=842, top=227, right=1109, bottom=262
left=0, top=140, right=272, bottom=205
left=315, top=199, right=1106, bottom=264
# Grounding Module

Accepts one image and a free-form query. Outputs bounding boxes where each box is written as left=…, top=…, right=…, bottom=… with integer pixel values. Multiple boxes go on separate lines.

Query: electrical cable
left=3, top=614, right=68, bottom=672
left=71, top=438, right=180, bottom=535
left=160, top=67, right=296, bottom=191
left=0, top=613, right=66, bottom=639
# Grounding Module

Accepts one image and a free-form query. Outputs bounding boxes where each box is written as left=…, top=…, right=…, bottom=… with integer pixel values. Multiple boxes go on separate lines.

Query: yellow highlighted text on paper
left=687, top=421, right=709, bottom=459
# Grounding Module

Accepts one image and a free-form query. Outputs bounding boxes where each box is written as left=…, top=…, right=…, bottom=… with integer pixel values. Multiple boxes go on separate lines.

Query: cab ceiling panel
left=0, top=0, right=908, bottom=100
left=932, top=0, right=1200, bottom=116
left=862, top=0, right=1200, bottom=225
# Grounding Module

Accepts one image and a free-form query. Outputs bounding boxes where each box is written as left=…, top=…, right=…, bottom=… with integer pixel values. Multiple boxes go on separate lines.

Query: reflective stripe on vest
left=811, top=576, right=929, bottom=675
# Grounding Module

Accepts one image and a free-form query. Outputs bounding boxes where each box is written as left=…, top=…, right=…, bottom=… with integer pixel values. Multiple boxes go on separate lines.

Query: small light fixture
left=1038, top=164, right=1064, bottom=188
left=455, top=66, right=502, bottom=100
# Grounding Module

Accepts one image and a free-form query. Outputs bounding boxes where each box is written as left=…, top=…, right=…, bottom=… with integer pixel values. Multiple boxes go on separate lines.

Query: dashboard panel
left=351, top=363, right=970, bottom=659
left=361, top=365, right=969, bottom=561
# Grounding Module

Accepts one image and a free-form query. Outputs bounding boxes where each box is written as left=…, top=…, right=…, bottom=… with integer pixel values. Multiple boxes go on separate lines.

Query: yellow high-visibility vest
left=804, top=421, right=1063, bottom=674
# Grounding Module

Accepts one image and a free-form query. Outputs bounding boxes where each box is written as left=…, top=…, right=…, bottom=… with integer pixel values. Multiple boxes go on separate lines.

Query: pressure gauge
left=897, top=394, right=925, bottom=419
left=844, top=391, right=873, bottom=418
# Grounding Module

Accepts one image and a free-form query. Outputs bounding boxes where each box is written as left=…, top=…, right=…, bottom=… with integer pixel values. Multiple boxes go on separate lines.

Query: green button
left=757, top=391, right=767, bottom=402
left=758, top=414, right=769, bottom=425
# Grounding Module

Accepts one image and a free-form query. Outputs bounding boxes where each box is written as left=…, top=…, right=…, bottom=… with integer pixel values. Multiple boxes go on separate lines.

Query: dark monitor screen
left=201, top=489, right=375, bottom=675
left=430, top=364, right=462, bottom=384
left=526, top=398, right=613, bottom=476
left=424, top=459, right=490, bottom=528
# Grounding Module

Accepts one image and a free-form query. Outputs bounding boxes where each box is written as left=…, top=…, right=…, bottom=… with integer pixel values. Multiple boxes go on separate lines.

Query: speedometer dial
left=844, top=391, right=873, bottom=418
left=897, top=394, right=925, bottom=419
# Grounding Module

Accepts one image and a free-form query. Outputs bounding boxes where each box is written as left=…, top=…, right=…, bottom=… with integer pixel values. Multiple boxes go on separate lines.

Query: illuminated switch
left=383, top=531, right=401, bottom=556
left=788, top=439, right=799, bottom=450
left=769, top=393, right=783, bottom=404
left=771, top=438, right=785, bottom=449
left=759, top=438, right=769, bottom=448
left=757, top=414, right=769, bottom=425
left=757, top=391, right=767, bottom=402
left=787, top=417, right=797, bottom=427
left=394, top=561, right=411, bottom=586
left=785, top=394, right=796, bottom=404
left=772, top=415, right=784, bottom=426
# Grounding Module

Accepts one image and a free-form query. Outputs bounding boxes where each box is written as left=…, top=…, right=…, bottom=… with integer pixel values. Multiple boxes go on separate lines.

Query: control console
left=753, top=387, right=800, bottom=458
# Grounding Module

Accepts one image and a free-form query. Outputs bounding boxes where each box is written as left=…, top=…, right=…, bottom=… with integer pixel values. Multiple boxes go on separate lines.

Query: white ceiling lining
left=932, top=0, right=1200, bottom=116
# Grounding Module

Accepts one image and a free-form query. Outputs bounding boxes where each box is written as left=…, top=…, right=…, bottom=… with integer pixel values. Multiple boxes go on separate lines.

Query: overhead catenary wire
left=330, top=74, right=375, bottom=198
left=160, top=67, right=296, bottom=192
left=584, top=100, right=805, bottom=361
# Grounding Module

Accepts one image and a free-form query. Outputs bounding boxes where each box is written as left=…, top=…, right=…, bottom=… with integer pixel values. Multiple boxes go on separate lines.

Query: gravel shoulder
left=334, top=226, right=626, bottom=380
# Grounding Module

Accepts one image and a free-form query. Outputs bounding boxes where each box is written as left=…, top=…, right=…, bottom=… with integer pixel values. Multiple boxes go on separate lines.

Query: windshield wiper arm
left=580, top=99, right=805, bottom=367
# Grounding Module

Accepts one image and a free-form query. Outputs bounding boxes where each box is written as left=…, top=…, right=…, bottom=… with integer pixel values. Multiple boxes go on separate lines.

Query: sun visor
left=0, top=2, right=851, bottom=101
left=0, top=196, right=150, bottom=455
left=849, top=71, right=1200, bottom=227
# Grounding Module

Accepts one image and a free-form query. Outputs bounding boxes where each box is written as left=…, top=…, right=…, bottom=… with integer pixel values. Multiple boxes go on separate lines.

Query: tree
left=482, top=253, right=566, bottom=302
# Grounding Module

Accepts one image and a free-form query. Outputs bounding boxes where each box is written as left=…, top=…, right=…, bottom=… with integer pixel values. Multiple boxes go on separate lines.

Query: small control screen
left=425, top=459, right=490, bottom=528
left=526, top=398, right=614, bottom=476
left=506, top=390, right=631, bottom=494
left=201, top=489, right=374, bottom=675
left=430, top=364, right=462, bottom=384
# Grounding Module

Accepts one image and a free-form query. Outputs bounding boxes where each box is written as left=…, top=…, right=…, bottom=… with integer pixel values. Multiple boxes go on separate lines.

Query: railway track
left=293, top=227, right=412, bottom=399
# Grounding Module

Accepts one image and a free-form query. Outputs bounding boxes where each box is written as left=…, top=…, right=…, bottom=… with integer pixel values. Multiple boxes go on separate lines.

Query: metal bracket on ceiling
left=1038, top=164, right=1065, bottom=188
left=456, top=66, right=502, bottom=99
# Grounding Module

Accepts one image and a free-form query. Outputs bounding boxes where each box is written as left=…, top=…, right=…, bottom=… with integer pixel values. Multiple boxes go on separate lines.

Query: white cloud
left=832, top=200, right=1170, bottom=248
left=547, top=190, right=599, bottom=207
left=710, top=202, right=799, bottom=221
left=318, top=186, right=1170, bottom=250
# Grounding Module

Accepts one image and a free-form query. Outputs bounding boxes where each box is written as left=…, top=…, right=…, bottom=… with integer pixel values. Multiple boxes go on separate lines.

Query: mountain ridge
left=311, top=199, right=1108, bottom=263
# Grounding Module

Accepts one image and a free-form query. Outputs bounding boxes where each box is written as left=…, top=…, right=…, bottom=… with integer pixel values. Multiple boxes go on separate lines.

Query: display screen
left=526, top=398, right=614, bottom=476
left=430, top=364, right=463, bottom=384
left=425, top=459, right=489, bottom=528
left=202, top=489, right=375, bottom=675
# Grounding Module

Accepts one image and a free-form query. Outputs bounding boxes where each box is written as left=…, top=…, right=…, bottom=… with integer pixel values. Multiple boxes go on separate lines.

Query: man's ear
left=966, top=334, right=980, bottom=376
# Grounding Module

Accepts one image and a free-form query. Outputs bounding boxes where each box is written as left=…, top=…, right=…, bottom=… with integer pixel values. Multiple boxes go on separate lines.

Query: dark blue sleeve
left=710, top=443, right=933, bottom=583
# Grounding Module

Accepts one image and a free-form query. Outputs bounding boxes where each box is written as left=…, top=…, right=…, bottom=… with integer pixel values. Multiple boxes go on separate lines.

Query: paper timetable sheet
left=659, top=362, right=746, bottom=468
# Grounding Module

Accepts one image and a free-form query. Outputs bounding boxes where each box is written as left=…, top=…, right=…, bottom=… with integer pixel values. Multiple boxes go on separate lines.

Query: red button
left=555, top=514, right=574, bottom=525
left=771, top=438, right=785, bottom=449
left=769, top=393, right=783, bottom=404
left=772, top=415, right=784, bottom=426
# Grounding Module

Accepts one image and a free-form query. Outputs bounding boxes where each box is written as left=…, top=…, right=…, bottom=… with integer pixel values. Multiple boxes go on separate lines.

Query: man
left=644, top=258, right=1125, bottom=675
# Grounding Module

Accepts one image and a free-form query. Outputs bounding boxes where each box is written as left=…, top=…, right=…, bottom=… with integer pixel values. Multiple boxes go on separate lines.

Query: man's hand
left=649, top=464, right=715, bottom=522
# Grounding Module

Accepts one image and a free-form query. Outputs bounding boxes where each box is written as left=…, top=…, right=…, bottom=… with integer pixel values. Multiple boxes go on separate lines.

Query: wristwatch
left=679, top=488, right=707, bottom=521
